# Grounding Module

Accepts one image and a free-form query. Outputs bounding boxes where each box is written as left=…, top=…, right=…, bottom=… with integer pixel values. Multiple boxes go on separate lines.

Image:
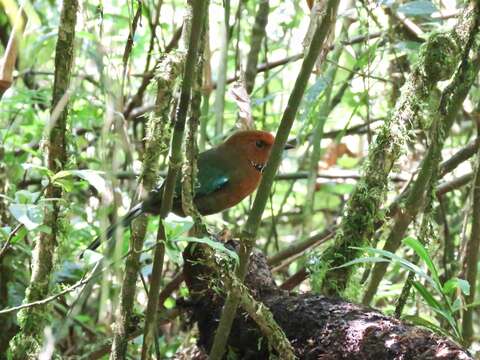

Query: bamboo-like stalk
left=302, top=43, right=342, bottom=233
left=139, top=1, right=208, bottom=357
left=462, top=127, right=480, bottom=344
left=213, top=0, right=230, bottom=137
left=8, top=1, right=78, bottom=357
left=208, top=1, right=340, bottom=358
left=244, top=0, right=269, bottom=94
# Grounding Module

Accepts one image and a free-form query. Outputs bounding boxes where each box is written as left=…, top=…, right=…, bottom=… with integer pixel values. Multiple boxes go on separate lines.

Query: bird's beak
left=284, top=141, right=295, bottom=150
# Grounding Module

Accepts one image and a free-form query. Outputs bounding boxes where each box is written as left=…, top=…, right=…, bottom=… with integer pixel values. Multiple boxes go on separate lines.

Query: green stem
left=214, top=0, right=230, bottom=138
left=209, top=1, right=340, bottom=358
left=245, top=0, right=269, bottom=94
left=110, top=52, right=186, bottom=360
left=139, top=1, right=208, bottom=357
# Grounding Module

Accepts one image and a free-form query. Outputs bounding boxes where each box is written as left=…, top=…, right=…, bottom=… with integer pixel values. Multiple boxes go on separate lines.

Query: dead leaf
left=229, top=80, right=253, bottom=130
left=319, top=142, right=356, bottom=169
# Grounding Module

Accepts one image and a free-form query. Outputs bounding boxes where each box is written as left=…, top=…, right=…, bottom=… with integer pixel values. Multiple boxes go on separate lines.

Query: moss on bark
left=8, top=0, right=78, bottom=358
left=319, top=2, right=480, bottom=297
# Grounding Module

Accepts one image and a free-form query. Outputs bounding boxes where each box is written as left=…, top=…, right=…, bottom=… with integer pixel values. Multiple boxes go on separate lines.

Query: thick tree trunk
left=182, top=242, right=473, bottom=360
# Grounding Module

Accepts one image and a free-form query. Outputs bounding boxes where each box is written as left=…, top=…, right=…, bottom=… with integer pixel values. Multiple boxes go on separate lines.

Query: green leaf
left=402, top=315, right=451, bottom=338
left=9, top=203, right=43, bottom=230
left=9, top=226, right=27, bottom=244
left=427, top=306, right=461, bottom=340
left=53, top=169, right=107, bottom=193
left=403, top=237, right=440, bottom=285
left=163, top=297, right=176, bottom=309
left=14, top=190, right=40, bottom=204
left=330, top=256, right=390, bottom=270
left=452, top=298, right=463, bottom=313
left=351, top=246, right=436, bottom=288
left=53, top=177, right=74, bottom=192
left=164, top=217, right=194, bottom=241
left=164, top=241, right=183, bottom=265
left=22, top=163, right=53, bottom=177
left=412, top=281, right=442, bottom=310
left=356, top=43, right=379, bottom=68
left=443, top=277, right=470, bottom=296
left=178, top=236, right=239, bottom=263
left=70, top=170, right=107, bottom=193
left=397, top=1, right=438, bottom=17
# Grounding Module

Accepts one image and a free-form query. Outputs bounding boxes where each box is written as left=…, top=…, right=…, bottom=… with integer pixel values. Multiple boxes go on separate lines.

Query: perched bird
left=82, top=130, right=293, bottom=256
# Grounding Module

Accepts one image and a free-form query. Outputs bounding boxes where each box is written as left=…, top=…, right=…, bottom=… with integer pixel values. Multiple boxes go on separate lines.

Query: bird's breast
left=195, top=171, right=262, bottom=215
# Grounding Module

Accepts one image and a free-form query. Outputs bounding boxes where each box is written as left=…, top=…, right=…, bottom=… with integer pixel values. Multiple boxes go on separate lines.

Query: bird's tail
left=80, top=203, right=145, bottom=259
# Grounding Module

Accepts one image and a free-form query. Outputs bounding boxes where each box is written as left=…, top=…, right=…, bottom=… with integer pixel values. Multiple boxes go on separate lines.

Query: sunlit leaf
left=443, top=277, right=470, bottom=296
left=412, top=281, right=441, bottom=310
left=403, top=236, right=440, bottom=285
left=397, top=1, right=438, bottom=16
left=8, top=203, right=43, bottom=230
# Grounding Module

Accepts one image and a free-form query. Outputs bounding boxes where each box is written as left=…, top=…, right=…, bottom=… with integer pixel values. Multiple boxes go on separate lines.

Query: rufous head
left=224, top=130, right=275, bottom=173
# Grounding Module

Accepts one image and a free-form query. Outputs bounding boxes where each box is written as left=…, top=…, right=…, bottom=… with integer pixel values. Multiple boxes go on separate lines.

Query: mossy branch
left=320, top=1, right=480, bottom=296
left=209, top=1, right=340, bottom=358
left=228, top=277, right=296, bottom=359
left=110, top=52, right=186, bottom=358
left=8, top=1, right=78, bottom=357
left=137, top=1, right=208, bottom=357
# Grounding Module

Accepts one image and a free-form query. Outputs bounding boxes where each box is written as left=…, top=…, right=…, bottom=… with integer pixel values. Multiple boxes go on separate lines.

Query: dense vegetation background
left=0, top=0, right=479, bottom=358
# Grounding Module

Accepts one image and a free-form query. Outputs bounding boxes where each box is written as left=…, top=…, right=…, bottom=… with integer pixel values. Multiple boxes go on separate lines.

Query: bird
left=81, top=130, right=293, bottom=256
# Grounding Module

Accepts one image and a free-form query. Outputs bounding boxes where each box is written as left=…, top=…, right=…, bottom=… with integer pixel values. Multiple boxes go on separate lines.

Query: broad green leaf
left=452, top=298, right=463, bottom=313
left=164, top=241, right=183, bottom=265
left=54, top=177, right=74, bottom=192
left=22, top=163, right=52, bottom=177
left=14, top=190, right=40, bottom=204
left=443, top=277, right=470, bottom=296
left=53, top=170, right=107, bottom=193
left=9, top=203, right=43, bottom=230
left=51, top=170, right=73, bottom=181
left=164, top=217, right=194, bottom=241
left=70, top=170, right=107, bottom=193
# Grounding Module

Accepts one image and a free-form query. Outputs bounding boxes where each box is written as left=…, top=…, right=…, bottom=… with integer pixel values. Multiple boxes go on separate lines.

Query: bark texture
left=183, top=242, right=473, bottom=360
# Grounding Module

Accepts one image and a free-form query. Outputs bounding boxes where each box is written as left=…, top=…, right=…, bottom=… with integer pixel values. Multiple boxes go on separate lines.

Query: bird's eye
left=255, top=140, right=265, bottom=148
